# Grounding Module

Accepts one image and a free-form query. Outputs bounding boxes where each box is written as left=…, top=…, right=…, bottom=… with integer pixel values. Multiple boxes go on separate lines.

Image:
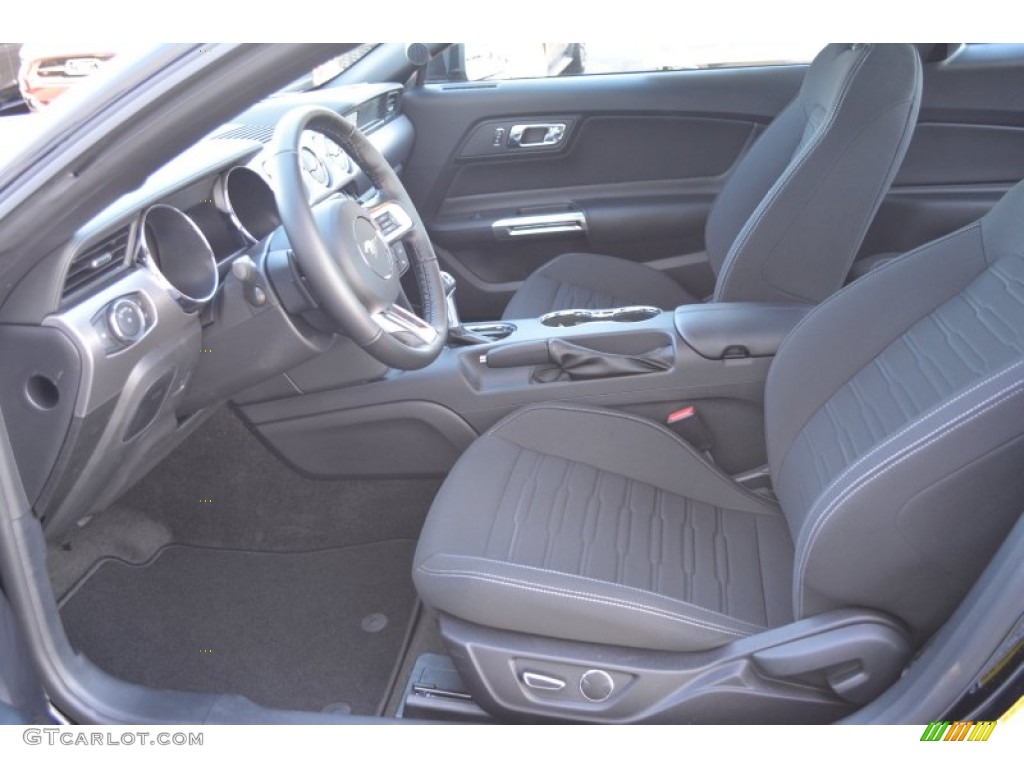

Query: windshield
left=0, top=43, right=377, bottom=116
left=277, top=44, right=378, bottom=93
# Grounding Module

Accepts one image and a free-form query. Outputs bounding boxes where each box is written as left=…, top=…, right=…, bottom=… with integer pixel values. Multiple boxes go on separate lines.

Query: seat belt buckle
left=667, top=406, right=695, bottom=424
left=666, top=404, right=714, bottom=454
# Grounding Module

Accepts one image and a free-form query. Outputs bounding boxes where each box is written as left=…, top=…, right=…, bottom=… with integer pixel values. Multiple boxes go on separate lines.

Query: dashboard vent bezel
left=62, top=227, right=132, bottom=300
left=212, top=123, right=276, bottom=144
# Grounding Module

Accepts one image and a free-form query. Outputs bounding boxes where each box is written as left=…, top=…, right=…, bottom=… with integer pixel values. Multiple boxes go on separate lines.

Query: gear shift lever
left=441, top=271, right=460, bottom=329
left=440, top=271, right=491, bottom=345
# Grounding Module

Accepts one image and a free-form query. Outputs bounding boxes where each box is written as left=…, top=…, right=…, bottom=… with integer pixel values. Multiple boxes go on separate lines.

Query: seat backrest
left=765, top=180, right=1024, bottom=643
left=705, top=44, right=922, bottom=304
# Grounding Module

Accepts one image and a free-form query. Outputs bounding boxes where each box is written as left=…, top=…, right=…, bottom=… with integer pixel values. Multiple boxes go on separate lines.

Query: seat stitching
left=578, top=459, right=600, bottom=574
left=617, top=476, right=631, bottom=584
left=752, top=516, right=770, bottom=627
left=487, top=404, right=782, bottom=510
left=801, top=357, right=1024, bottom=518
left=543, top=456, right=574, bottom=568
left=484, top=444, right=524, bottom=555
left=418, top=566, right=757, bottom=637
left=797, top=378, right=1024, bottom=582
left=506, top=449, right=542, bottom=559
left=714, top=45, right=870, bottom=301
left=651, top=487, right=664, bottom=594
left=772, top=221, right=986, bottom=481
left=426, top=554, right=768, bottom=632
left=714, top=506, right=727, bottom=613
left=794, top=381, right=1024, bottom=609
left=683, top=497, right=695, bottom=603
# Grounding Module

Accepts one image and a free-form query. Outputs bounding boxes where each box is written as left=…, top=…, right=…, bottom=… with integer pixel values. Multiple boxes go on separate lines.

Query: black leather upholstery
left=502, top=44, right=923, bottom=320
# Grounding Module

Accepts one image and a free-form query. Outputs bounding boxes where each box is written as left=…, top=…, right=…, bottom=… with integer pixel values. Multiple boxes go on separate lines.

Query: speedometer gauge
left=214, top=166, right=281, bottom=243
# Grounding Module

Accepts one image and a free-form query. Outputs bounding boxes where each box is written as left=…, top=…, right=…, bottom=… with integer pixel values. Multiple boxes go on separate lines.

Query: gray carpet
left=117, top=406, right=443, bottom=553
left=61, top=541, right=419, bottom=715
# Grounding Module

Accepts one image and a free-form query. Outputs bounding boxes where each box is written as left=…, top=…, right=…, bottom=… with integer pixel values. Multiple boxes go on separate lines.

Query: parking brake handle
left=483, top=339, right=673, bottom=381
left=482, top=340, right=551, bottom=368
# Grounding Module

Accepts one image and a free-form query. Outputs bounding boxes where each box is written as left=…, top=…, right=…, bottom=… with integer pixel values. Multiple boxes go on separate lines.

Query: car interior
left=0, top=42, right=1023, bottom=725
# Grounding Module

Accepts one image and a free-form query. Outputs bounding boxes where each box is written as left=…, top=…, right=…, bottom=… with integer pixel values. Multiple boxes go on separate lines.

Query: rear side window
left=427, top=43, right=824, bottom=83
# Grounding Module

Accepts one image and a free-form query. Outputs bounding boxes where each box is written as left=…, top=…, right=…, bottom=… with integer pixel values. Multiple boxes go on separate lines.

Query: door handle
left=492, top=211, right=587, bottom=239
left=508, top=123, right=566, bottom=148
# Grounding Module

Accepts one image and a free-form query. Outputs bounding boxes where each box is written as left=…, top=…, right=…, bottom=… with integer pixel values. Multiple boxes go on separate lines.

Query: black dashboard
left=5, top=82, right=414, bottom=538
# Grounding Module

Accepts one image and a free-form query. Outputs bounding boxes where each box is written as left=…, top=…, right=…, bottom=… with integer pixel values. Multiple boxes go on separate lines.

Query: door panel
left=443, top=116, right=757, bottom=197
left=401, top=67, right=805, bottom=320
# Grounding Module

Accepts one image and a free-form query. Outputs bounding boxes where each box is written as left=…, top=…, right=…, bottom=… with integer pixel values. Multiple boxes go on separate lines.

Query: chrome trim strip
left=492, top=211, right=586, bottom=239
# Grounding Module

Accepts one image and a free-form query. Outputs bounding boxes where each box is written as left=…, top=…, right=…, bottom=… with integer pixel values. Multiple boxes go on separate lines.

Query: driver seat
left=413, top=180, right=1024, bottom=723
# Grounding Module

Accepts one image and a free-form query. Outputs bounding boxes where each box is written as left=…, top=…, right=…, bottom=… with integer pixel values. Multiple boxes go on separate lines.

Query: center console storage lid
left=674, top=302, right=813, bottom=360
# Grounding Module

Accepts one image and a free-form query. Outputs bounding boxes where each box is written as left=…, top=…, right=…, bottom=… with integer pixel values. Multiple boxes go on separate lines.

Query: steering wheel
left=268, top=106, right=447, bottom=370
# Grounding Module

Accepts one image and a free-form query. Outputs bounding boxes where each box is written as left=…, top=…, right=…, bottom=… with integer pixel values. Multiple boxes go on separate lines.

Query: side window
left=426, top=43, right=825, bottom=83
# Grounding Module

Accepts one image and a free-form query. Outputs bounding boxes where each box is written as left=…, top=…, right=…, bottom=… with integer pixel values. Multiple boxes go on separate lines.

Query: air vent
left=63, top=228, right=130, bottom=298
left=384, top=90, right=401, bottom=115
left=212, top=123, right=276, bottom=144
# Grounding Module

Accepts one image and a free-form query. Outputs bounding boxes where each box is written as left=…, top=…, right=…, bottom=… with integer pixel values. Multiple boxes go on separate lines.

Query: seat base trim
left=439, top=608, right=911, bottom=724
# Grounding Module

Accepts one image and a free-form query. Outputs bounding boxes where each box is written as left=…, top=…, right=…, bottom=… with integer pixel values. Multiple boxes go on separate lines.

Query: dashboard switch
left=106, top=297, right=147, bottom=344
left=231, top=255, right=259, bottom=284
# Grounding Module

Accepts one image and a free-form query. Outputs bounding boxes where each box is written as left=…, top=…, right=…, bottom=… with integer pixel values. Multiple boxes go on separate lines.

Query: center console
left=235, top=270, right=812, bottom=480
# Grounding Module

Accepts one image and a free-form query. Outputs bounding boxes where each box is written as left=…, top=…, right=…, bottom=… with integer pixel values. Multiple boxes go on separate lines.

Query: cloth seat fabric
left=417, top=179, right=1024, bottom=653
left=414, top=403, right=794, bottom=652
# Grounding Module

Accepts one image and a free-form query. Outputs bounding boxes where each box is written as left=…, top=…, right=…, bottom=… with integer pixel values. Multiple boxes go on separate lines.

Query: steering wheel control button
left=106, top=297, right=147, bottom=345
left=390, top=241, right=410, bottom=274
left=371, top=201, right=413, bottom=244
left=522, top=671, right=567, bottom=692
left=580, top=669, right=615, bottom=703
left=375, top=210, right=400, bottom=236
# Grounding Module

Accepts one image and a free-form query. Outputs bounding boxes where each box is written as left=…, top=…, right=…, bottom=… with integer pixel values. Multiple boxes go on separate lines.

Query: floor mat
left=60, top=540, right=419, bottom=715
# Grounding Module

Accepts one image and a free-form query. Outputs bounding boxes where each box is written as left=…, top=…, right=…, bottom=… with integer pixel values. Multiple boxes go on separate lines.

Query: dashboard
left=9, top=82, right=414, bottom=538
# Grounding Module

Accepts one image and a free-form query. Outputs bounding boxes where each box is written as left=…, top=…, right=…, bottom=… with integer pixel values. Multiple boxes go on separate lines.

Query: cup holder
left=540, top=306, right=661, bottom=328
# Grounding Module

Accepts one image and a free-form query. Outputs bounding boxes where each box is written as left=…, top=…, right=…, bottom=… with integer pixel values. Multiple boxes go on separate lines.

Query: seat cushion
left=414, top=404, right=794, bottom=652
left=501, top=253, right=696, bottom=320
